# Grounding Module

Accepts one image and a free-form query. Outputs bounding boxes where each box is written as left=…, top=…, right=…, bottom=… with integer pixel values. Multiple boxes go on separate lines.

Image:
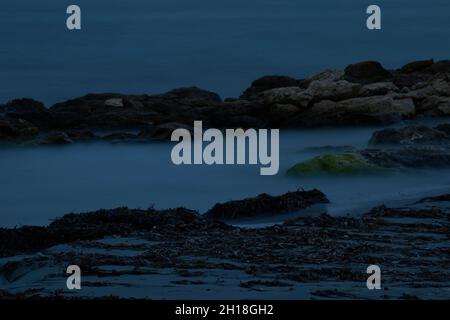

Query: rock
left=38, top=132, right=73, bottom=145
left=139, top=122, right=192, bottom=140
left=359, top=82, right=398, bottom=96
left=303, top=69, right=344, bottom=84
left=369, top=126, right=450, bottom=146
left=306, top=79, right=361, bottom=101
left=207, top=100, right=270, bottom=128
left=0, top=117, right=39, bottom=140
left=399, top=60, right=434, bottom=74
left=416, top=96, right=450, bottom=116
left=435, top=124, right=450, bottom=135
left=423, top=60, right=450, bottom=74
left=162, top=87, right=222, bottom=105
left=287, top=153, right=380, bottom=175
left=66, top=130, right=96, bottom=141
left=240, top=76, right=300, bottom=99
left=361, top=146, right=450, bottom=168
left=1, top=98, right=46, bottom=114
left=205, top=190, right=329, bottom=220
left=344, top=61, right=392, bottom=84
left=260, top=87, right=312, bottom=109
left=104, top=98, right=124, bottom=108
left=299, top=96, right=415, bottom=127
left=101, top=132, right=139, bottom=142
left=272, top=104, right=300, bottom=114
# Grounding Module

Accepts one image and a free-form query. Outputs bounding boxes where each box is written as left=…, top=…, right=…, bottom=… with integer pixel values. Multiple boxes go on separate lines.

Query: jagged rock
left=344, top=61, right=392, bottom=84
left=205, top=190, right=329, bottom=220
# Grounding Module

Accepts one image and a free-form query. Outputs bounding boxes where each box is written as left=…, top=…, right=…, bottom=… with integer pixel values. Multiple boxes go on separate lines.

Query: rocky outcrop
left=1, top=59, right=450, bottom=145
left=205, top=190, right=329, bottom=220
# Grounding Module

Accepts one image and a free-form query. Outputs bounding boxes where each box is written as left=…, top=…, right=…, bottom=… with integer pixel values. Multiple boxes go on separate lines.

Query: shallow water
left=0, top=0, right=449, bottom=104
left=1, top=121, right=450, bottom=227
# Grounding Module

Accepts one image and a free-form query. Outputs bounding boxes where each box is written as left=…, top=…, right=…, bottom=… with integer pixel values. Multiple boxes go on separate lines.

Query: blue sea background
left=0, top=0, right=449, bottom=105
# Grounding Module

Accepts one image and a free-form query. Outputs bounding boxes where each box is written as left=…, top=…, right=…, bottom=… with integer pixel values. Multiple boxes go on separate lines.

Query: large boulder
left=344, top=61, right=392, bottom=84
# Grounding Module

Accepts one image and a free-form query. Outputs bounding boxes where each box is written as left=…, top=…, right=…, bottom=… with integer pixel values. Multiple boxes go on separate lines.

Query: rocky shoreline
left=1, top=59, right=450, bottom=145
left=0, top=190, right=449, bottom=299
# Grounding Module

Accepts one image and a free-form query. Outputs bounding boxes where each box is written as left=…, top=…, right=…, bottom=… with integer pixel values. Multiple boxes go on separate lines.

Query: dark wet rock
left=0, top=207, right=230, bottom=257
left=369, top=126, right=450, bottom=146
left=435, top=123, right=450, bottom=135
left=423, top=60, right=450, bottom=74
left=399, top=60, right=434, bottom=74
left=66, top=129, right=96, bottom=141
left=365, top=205, right=447, bottom=219
left=163, top=87, right=222, bottom=105
left=359, top=82, right=398, bottom=97
left=240, top=76, right=301, bottom=99
left=37, top=132, right=73, bottom=145
left=344, top=61, right=392, bottom=84
left=205, top=190, right=329, bottom=220
left=416, top=194, right=450, bottom=204
left=139, top=122, right=193, bottom=140
left=297, top=96, right=415, bottom=127
left=101, top=132, right=139, bottom=142
left=0, top=116, right=39, bottom=140
left=360, top=146, right=450, bottom=168
left=416, top=95, right=450, bottom=116
left=1, top=98, right=46, bottom=114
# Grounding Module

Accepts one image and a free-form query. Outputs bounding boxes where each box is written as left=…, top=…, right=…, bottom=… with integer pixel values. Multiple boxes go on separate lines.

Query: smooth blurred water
left=0, top=0, right=449, bottom=105
left=1, top=123, right=450, bottom=227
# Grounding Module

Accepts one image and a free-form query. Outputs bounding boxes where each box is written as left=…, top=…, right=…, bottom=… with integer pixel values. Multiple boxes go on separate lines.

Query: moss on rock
left=287, top=153, right=380, bottom=175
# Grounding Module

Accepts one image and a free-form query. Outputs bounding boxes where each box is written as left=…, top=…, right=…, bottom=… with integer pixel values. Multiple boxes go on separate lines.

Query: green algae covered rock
left=287, top=153, right=380, bottom=175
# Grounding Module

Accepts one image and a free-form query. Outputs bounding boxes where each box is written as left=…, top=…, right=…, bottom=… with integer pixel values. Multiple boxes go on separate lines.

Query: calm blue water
left=1, top=125, right=450, bottom=227
left=0, top=0, right=449, bottom=105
